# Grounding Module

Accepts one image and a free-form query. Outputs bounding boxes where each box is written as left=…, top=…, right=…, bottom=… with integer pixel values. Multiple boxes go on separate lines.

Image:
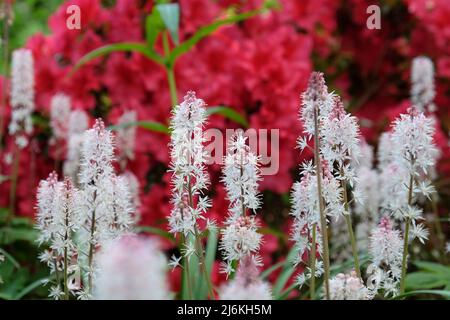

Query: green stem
left=313, top=107, right=330, bottom=300
left=64, top=247, right=69, bottom=300
left=400, top=173, right=414, bottom=294
left=340, top=176, right=361, bottom=278
left=0, top=0, right=10, bottom=152
left=8, top=147, right=20, bottom=218
left=87, top=191, right=97, bottom=295
left=162, top=31, right=178, bottom=107
left=309, top=223, right=317, bottom=300
left=180, top=233, right=193, bottom=300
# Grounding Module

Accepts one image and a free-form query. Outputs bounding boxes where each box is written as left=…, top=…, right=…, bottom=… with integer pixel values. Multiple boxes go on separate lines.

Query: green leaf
left=272, top=248, right=297, bottom=297
left=108, top=121, right=170, bottom=135
left=260, top=261, right=285, bottom=280
left=168, top=8, right=265, bottom=65
left=70, top=42, right=164, bottom=76
left=156, top=3, right=180, bottom=45
left=207, top=106, right=248, bottom=127
left=0, top=226, right=39, bottom=245
left=14, top=277, right=49, bottom=300
left=413, top=261, right=450, bottom=275
left=145, top=9, right=165, bottom=48
left=136, top=226, right=175, bottom=243
left=406, top=272, right=448, bottom=290
left=0, top=175, right=8, bottom=184
left=196, top=228, right=218, bottom=299
left=393, top=290, right=450, bottom=300
left=0, top=248, right=20, bottom=269
left=276, top=282, right=298, bottom=300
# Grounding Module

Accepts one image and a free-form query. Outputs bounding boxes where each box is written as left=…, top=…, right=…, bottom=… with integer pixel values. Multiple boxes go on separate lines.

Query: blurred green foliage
left=1, top=0, right=62, bottom=74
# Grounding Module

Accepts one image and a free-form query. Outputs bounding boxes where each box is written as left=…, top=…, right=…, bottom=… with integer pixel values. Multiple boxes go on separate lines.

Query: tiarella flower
left=108, top=174, right=135, bottom=238
left=116, top=110, right=137, bottom=168
left=367, top=217, right=404, bottom=297
left=300, top=72, right=334, bottom=136
left=390, top=108, right=438, bottom=178
left=219, top=255, right=272, bottom=300
left=9, top=48, right=35, bottom=148
left=93, top=235, right=172, bottom=300
left=77, top=119, right=134, bottom=294
left=220, top=216, right=262, bottom=268
left=329, top=272, right=371, bottom=300
left=354, top=166, right=381, bottom=250
left=119, top=171, right=141, bottom=221
left=290, top=162, right=342, bottom=286
left=63, top=110, right=90, bottom=183
left=411, top=56, right=435, bottom=112
left=222, top=132, right=261, bottom=217
left=220, top=132, right=263, bottom=273
left=321, top=97, right=361, bottom=180
left=36, top=171, right=60, bottom=245
left=50, top=93, right=71, bottom=141
left=168, top=91, right=210, bottom=237
left=36, top=173, right=80, bottom=299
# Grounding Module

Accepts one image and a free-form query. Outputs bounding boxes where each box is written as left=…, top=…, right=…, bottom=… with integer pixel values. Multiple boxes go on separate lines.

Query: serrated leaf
left=207, top=106, right=248, bottom=127
left=108, top=121, right=170, bottom=135
left=156, top=3, right=180, bottom=44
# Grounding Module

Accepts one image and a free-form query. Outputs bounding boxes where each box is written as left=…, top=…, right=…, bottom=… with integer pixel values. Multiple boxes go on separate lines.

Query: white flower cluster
left=116, top=110, right=137, bottom=168
left=93, top=235, right=172, bottom=300
left=36, top=173, right=80, bottom=299
left=9, top=49, right=35, bottom=149
left=411, top=56, right=435, bottom=112
left=367, top=217, right=404, bottom=297
left=168, top=91, right=211, bottom=236
left=290, top=163, right=341, bottom=286
left=63, top=110, right=90, bottom=183
left=36, top=119, right=135, bottom=299
left=329, top=272, right=371, bottom=300
left=220, top=131, right=262, bottom=274
left=320, top=97, right=362, bottom=184
left=219, top=255, right=272, bottom=300
left=78, top=118, right=134, bottom=250
left=50, top=93, right=72, bottom=141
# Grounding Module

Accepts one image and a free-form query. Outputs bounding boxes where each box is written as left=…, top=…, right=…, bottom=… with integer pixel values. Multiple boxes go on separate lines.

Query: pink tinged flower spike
left=219, top=255, right=272, bottom=300
left=93, top=235, right=172, bottom=300
left=168, top=91, right=211, bottom=236
left=366, top=217, right=404, bottom=297
left=411, top=56, right=435, bottom=112
left=220, top=216, right=262, bottom=269
left=116, top=110, right=137, bottom=167
left=50, top=93, right=71, bottom=141
left=9, top=48, right=35, bottom=149
left=329, top=272, right=371, bottom=300
left=300, top=71, right=334, bottom=137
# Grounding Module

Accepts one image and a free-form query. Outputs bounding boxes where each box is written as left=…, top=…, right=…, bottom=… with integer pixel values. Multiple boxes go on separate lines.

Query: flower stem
left=180, top=233, right=193, bottom=300
left=309, top=223, right=317, bottom=300
left=400, top=173, right=414, bottom=294
left=340, top=176, right=361, bottom=278
left=8, top=146, right=20, bottom=218
left=0, top=0, right=11, bottom=153
left=87, top=191, right=97, bottom=295
left=162, top=31, right=178, bottom=107
left=313, top=107, right=330, bottom=300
